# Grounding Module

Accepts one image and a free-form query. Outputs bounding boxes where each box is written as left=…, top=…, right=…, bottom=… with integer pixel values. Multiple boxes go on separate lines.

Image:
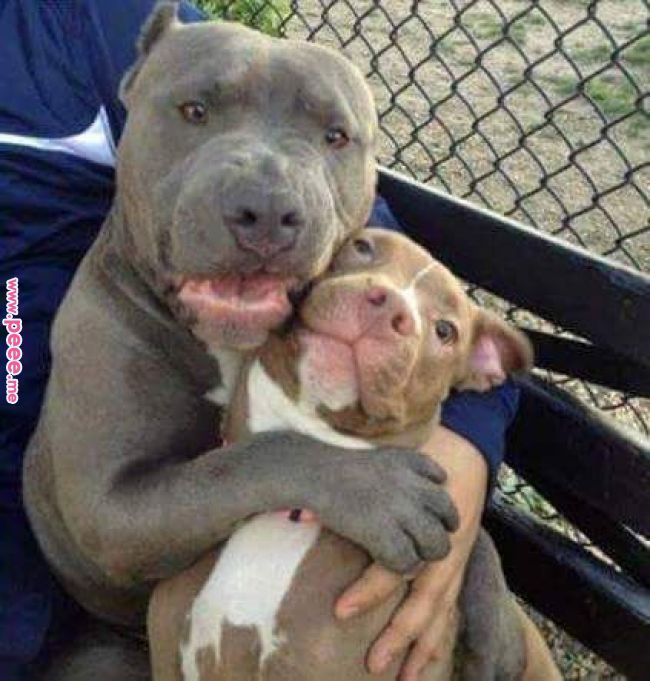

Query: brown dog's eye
left=325, top=127, right=350, bottom=149
left=435, top=319, right=457, bottom=344
left=329, top=235, right=375, bottom=273
left=353, top=237, right=374, bottom=259
left=179, top=102, right=208, bottom=125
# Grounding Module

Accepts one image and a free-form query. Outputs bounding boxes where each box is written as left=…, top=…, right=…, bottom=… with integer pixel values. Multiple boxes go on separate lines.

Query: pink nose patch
left=391, top=311, right=414, bottom=336
left=366, top=287, right=388, bottom=307
left=363, top=286, right=416, bottom=337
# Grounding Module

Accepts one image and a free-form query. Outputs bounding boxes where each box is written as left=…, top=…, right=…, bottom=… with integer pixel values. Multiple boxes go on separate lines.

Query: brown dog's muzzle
left=363, top=285, right=417, bottom=338
left=297, top=275, right=421, bottom=422
left=302, top=276, right=419, bottom=345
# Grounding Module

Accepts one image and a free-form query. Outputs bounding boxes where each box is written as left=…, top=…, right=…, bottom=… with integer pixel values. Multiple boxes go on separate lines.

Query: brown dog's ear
left=119, top=1, right=181, bottom=106
left=456, top=310, right=534, bottom=392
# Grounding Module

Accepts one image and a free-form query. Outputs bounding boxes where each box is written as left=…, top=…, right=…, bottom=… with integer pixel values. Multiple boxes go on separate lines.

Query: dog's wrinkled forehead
left=333, top=229, right=470, bottom=322
left=123, top=17, right=376, bottom=143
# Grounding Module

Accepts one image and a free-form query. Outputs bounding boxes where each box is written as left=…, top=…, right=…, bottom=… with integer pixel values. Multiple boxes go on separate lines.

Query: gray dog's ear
left=119, top=1, right=182, bottom=107
left=138, top=0, right=180, bottom=54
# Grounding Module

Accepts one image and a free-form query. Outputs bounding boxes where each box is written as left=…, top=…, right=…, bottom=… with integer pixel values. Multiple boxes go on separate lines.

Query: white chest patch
left=182, top=361, right=371, bottom=678
left=247, top=360, right=371, bottom=450
left=180, top=513, right=321, bottom=680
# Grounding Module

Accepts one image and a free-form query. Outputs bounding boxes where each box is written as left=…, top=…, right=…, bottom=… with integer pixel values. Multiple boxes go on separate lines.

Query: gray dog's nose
left=225, top=195, right=305, bottom=259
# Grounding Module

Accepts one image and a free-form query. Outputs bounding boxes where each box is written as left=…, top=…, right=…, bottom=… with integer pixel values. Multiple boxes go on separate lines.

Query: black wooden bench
left=378, top=167, right=650, bottom=680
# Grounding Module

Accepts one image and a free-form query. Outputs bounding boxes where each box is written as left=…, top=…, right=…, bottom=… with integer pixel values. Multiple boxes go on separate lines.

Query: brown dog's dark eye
left=353, top=237, right=374, bottom=259
left=435, top=320, right=457, bottom=344
left=179, top=102, right=208, bottom=125
left=329, top=236, right=375, bottom=273
left=325, top=127, right=350, bottom=149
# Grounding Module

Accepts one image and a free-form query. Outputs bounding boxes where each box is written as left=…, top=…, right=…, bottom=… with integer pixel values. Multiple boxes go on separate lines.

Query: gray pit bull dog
left=23, top=2, right=456, bottom=671
left=147, top=230, right=559, bottom=681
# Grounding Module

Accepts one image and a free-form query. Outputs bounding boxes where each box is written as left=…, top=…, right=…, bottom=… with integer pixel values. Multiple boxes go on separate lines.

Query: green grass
left=621, top=19, right=645, bottom=35
left=573, top=44, right=612, bottom=65
left=546, top=74, right=579, bottom=98
left=195, top=0, right=290, bottom=36
left=572, top=36, right=649, bottom=69
left=508, top=18, right=528, bottom=46
left=585, top=76, right=639, bottom=118
left=509, top=10, right=546, bottom=46
left=463, top=11, right=547, bottom=48
left=624, top=111, right=650, bottom=141
left=462, top=12, right=504, bottom=42
left=526, top=12, right=546, bottom=27
left=545, top=73, right=640, bottom=120
left=621, top=35, right=650, bottom=66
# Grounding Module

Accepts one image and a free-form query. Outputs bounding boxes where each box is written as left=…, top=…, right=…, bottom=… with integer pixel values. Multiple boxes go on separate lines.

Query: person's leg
left=513, top=603, right=562, bottom=681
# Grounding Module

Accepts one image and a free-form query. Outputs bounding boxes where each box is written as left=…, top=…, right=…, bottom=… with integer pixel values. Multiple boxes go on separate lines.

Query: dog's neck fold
left=224, top=332, right=437, bottom=449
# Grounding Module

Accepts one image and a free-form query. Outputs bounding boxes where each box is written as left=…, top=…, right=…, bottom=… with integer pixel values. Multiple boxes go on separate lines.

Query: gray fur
left=118, top=1, right=180, bottom=103
left=23, top=13, right=456, bottom=636
left=458, top=531, right=527, bottom=680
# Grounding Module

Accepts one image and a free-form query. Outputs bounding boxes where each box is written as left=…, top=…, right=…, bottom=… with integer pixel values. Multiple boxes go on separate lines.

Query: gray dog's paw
left=309, top=448, right=459, bottom=573
left=242, top=432, right=458, bottom=574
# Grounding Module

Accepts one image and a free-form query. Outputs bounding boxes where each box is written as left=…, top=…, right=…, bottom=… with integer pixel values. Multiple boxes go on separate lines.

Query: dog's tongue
left=178, top=274, right=294, bottom=348
left=180, top=274, right=292, bottom=312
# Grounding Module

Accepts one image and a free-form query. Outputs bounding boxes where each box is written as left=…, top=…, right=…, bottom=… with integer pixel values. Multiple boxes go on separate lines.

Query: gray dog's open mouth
left=176, top=273, right=298, bottom=349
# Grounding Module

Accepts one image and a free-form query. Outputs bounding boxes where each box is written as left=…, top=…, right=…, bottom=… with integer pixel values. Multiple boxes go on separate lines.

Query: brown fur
left=148, top=231, right=557, bottom=681
left=297, top=230, right=532, bottom=436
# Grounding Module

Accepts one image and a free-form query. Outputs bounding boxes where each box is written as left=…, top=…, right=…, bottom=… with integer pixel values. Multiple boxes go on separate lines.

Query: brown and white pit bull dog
left=148, top=230, right=560, bottom=681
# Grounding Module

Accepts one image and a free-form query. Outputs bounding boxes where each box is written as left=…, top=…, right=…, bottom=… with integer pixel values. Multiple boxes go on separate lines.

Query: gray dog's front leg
left=54, top=429, right=456, bottom=586
left=24, top=271, right=456, bottom=626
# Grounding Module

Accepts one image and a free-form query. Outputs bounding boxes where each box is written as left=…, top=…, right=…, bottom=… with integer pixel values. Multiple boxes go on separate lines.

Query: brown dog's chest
left=175, top=522, right=459, bottom=681
left=172, top=360, right=457, bottom=681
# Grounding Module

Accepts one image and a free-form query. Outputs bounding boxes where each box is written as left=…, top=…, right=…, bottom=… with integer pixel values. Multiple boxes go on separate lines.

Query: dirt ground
left=285, top=0, right=648, bottom=267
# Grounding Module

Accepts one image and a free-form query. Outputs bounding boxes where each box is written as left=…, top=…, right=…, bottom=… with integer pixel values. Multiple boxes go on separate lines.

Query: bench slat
left=522, top=329, right=650, bottom=397
left=485, top=496, right=650, bottom=681
left=507, top=377, right=650, bottom=537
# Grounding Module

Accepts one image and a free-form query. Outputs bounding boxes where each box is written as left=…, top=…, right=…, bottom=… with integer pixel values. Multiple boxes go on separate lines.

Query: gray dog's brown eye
left=435, top=320, right=457, bottom=344
left=179, top=102, right=208, bottom=125
left=325, top=127, right=350, bottom=149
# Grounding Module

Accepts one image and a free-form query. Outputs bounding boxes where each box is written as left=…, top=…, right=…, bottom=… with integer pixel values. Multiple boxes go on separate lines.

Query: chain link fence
left=200, top=1, right=648, bottom=676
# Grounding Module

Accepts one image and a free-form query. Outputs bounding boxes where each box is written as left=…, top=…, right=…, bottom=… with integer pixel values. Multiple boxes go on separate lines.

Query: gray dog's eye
left=325, top=127, right=350, bottom=149
left=434, top=319, right=457, bottom=344
left=179, top=101, right=208, bottom=125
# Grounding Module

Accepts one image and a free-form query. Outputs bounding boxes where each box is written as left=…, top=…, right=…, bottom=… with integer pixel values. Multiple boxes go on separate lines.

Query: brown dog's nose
left=364, top=286, right=416, bottom=337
